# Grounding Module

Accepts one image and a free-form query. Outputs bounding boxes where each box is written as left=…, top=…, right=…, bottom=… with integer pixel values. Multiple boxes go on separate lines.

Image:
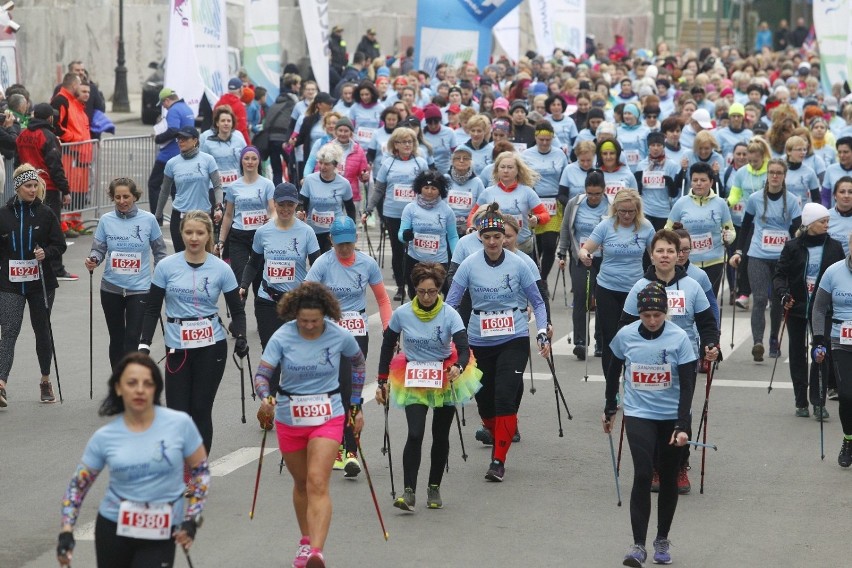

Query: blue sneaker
left=652, top=539, right=672, bottom=564
left=623, top=544, right=647, bottom=567
left=769, top=337, right=781, bottom=358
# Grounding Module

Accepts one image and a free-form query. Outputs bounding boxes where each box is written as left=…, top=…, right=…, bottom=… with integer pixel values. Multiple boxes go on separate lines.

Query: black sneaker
left=393, top=290, right=404, bottom=302
left=752, top=343, right=764, bottom=362
left=573, top=343, right=586, bottom=360
left=474, top=425, right=494, bottom=445
left=512, top=426, right=521, bottom=443
left=828, top=388, right=839, bottom=401
left=40, top=381, right=56, bottom=403
left=769, top=337, right=781, bottom=358
left=485, top=459, right=505, bottom=482
left=0, top=386, right=7, bottom=408
left=594, top=343, right=602, bottom=357
left=839, top=439, right=852, bottom=468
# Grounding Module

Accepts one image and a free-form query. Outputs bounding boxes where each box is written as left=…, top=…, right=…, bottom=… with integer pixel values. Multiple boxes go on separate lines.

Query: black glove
left=536, top=332, right=550, bottom=349
left=155, top=215, right=163, bottom=227
left=57, top=531, right=75, bottom=558
left=557, top=252, right=566, bottom=261
left=402, top=228, right=414, bottom=242
left=179, top=519, right=198, bottom=540
left=234, top=337, right=249, bottom=359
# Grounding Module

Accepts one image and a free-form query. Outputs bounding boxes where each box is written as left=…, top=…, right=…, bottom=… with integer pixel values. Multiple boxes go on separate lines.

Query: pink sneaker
left=292, top=543, right=311, bottom=568
left=305, top=549, right=326, bottom=568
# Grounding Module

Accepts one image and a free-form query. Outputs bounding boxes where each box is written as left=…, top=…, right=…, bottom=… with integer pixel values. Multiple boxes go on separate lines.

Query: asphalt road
left=1, top=221, right=848, bottom=568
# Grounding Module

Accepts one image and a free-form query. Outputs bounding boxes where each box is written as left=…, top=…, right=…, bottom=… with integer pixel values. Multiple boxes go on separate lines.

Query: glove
left=257, top=406, right=274, bottom=431
left=350, top=403, right=362, bottom=418
left=722, top=229, right=735, bottom=244
left=781, top=293, right=793, bottom=307
left=402, top=228, right=414, bottom=242
left=178, top=519, right=198, bottom=540
left=57, top=531, right=75, bottom=558
left=536, top=332, right=550, bottom=349
left=155, top=215, right=163, bottom=227
left=234, top=337, right=249, bottom=359
left=557, top=252, right=566, bottom=261
left=812, top=345, right=827, bottom=362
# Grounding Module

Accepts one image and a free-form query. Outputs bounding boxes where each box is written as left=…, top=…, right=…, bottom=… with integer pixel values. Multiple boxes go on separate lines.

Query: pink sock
left=300, top=536, right=310, bottom=545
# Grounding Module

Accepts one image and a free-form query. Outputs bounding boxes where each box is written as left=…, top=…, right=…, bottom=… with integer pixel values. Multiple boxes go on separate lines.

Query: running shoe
left=677, top=466, right=690, bottom=495
left=751, top=343, right=764, bottom=362
left=828, top=388, right=839, bottom=401
left=474, top=425, right=494, bottom=445
left=393, top=290, right=404, bottom=302
left=426, top=485, right=442, bottom=509
left=650, top=469, right=660, bottom=493
left=485, top=459, right=505, bottom=482
left=652, top=539, right=672, bottom=565
left=838, top=438, right=852, bottom=468
left=343, top=452, right=361, bottom=478
left=795, top=407, right=810, bottom=418
left=735, top=295, right=749, bottom=309
left=56, top=271, right=79, bottom=281
left=813, top=406, right=829, bottom=420
left=594, top=343, right=602, bottom=357
left=0, top=386, right=7, bottom=408
left=769, top=337, right=781, bottom=358
left=292, top=542, right=311, bottom=568
left=573, top=343, right=586, bottom=360
left=623, top=544, right=647, bottom=567
left=393, top=487, right=415, bottom=512
left=305, top=549, right=325, bottom=568
left=40, top=381, right=56, bottom=403
left=513, top=425, right=521, bottom=443
left=333, top=445, right=345, bottom=470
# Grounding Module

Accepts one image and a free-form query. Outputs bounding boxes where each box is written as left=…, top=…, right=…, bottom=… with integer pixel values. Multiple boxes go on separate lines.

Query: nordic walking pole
left=249, top=412, right=273, bottom=520
left=89, top=266, right=93, bottom=400
left=355, top=429, right=389, bottom=541
left=688, top=440, right=718, bottom=451
left=730, top=268, right=737, bottom=350
left=607, top=425, right=623, bottom=507
left=561, top=264, right=568, bottom=307
left=584, top=267, right=591, bottom=381
left=699, top=356, right=718, bottom=494
left=182, top=548, right=195, bottom=568
left=617, top=418, right=625, bottom=474
left=696, top=344, right=718, bottom=441
left=528, top=341, right=537, bottom=394
left=545, top=351, right=573, bottom=437
left=450, top=380, right=468, bottom=461
left=768, top=307, right=790, bottom=394
left=37, top=257, right=62, bottom=403
left=818, top=356, right=826, bottom=461
left=233, top=353, right=246, bottom=424
left=381, top=392, right=397, bottom=499
left=363, top=219, right=375, bottom=259
left=246, top=351, right=256, bottom=400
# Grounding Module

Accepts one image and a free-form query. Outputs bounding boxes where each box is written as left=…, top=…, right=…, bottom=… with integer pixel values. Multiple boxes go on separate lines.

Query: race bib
left=541, top=198, right=558, bottom=217
left=480, top=309, right=515, bottom=337
left=840, top=321, right=852, bottom=345
left=731, top=202, right=744, bottom=214
left=624, top=150, right=640, bottom=166
left=241, top=209, right=268, bottom=230
left=117, top=501, right=171, bottom=540
left=290, top=393, right=333, bottom=426
left=642, top=172, right=665, bottom=187
left=806, top=276, right=816, bottom=294
left=760, top=230, right=788, bottom=253
left=447, top=190, right=473, bottom=210
left=512, top=142, right=528, bottom=154
left=110, top=251, right=142, bottom=275
left=336, top=160, right=346, bottom=175
left=9, top=259, right=39, bottom=282
left=404, top=360, right=444, bottom=389
left=310, top=209, right=336, bottom=229
left=220, top=170, right=239, bottom=185
left=338, top=311, right=367, bottom=336
left=180, top=319, right=215, bottom=349
left=605, top=183, right=624, bottom=199
left=393, top=185, right=415, bottom=202
left=413, top=233, right=440, bottom=255
left=356, top=127, right=374, bottom=142
left=266, top=259, right=296, bottom=284
left=667, top=290, right=686, bottom=316
left=690, top=232, right=713, bottom=253
left=630, top=362, right=672, bottom=390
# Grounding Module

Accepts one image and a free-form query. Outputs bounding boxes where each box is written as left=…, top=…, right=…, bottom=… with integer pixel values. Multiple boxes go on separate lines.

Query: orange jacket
left=51, top=87, right=90, bottom=143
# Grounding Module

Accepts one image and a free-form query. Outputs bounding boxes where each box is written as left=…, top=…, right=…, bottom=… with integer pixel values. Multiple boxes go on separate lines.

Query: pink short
left=275, top=415, right=345, bottom=453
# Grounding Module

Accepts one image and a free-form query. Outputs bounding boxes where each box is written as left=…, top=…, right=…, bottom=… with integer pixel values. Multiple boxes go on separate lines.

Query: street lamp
left=113, top=0, right=130, bottom=112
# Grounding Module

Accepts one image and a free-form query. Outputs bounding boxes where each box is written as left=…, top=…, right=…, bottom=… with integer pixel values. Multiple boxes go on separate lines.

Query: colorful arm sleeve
left=184, top=458, right=210, bottom=521
left=254, top=360, right=277, bottom=400
left=60, top=463, right=101, bottom=528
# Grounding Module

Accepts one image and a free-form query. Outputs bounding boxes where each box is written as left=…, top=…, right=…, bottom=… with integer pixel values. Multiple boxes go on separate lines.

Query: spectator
left=54, top=61, right=107, bottom=139
left=608, top=34, right=629, bottom=62
left=335, top=51, right=366, bottom=98
left=50, top=73, right=88, bottom=143
left=357, top=28, right=381, bottom=62
left=263, top=73, right=301, bottom=186
left=774, top=19, right=790, bottom=52
left=215, top=78, right=251, bottom=143
left=147, top=88, right=195, bottom=215
left=755, top=21, right=773, bottom=53
left=329, top=25, right=348, bottom=74
left=791, top=17, right=809, bottom=48
left=247, top=86, right=267, bottom=137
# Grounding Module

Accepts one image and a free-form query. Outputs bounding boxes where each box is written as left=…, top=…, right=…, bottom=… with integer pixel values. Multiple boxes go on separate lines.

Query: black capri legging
left=382, top=216, right=406, bottom=289
left=472, top=336, right=529, bottom=418
left=339, top=334, right=369, bottom=455
left=535, top=231, right=559, bottom=281
left=164, top=339, right=228, bottom=454
left=595, top=284, right=630, bottom=376
left=227, top=228, right=262, bottom=299
left=95, top=514, right=176, bottom=568
left=101, top=290, right=148, bottom=369
left=402, top=404, right=455, bottom=491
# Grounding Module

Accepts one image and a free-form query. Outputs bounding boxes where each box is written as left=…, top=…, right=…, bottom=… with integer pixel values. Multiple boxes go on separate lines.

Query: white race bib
left=220, top=170, right=239, bottom=185
left=624, top=150, right=640, bottom=165
left=117, top=501, right=172, bottom=540
left=541, top=198, right=558, bottom=217
left=110, top=251, right=142, bottom=275
left=840, top=321, right=852, bottom=345
left=479, top=309, right=515, bottom=337
left=512, top=142, right=528, bottom=154
left=760, top=230, right=788, bottom=253
left=393, top=185, right=415, bottom=202
left=310, top=209, right=336, bottom=229
left=731, top=202, right=744, bottom=214
left=642, top=172, right=665, bottom=188
left=356, top=127, right=374, bottom=142
left=180, top=319, right=215, bottom=349
left=806, top=276, right=816, bottom=294
left=690, top=232, right=713, bottom=253
left=338, top=311, right=367, bottom=336
left=404, top=360, right=444, bottom=389
left=630, top=362, right=672, bottom=390
left=241, top=209, right=268, bottom=230
left=290, top=393, right=333, bottom=426
left=413, top=233, right=440, bottom=255
left=605, top=183, right=624, bottom=201
left=266, top=260, right=296, bottom=284
left=667, top=290, right=686, bottom=316
left=9, top=259, right=39, bottom=282
left=446, top=190, right=473, bottom=210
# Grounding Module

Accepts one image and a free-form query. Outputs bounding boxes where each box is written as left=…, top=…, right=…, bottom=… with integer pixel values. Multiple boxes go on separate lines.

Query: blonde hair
left=491, top=151, right=541, bottom=187
left=322, top=111, right=342, bottom=128
left=784, top=135, right=808, bottom=157
left=180, top=210, right=215, bottom=253
left=747, top=137, right=771, bottom=162
left=575, top=140, right=597, bottom=157
left=387, top=127, right=419, bottom=157
left=693, top=130, right=720, bottom=152
left=465, top=114, right=492, bottom=135
left=608, top=189, right=646, bottom=231
left=13, top=163, right=46, bottom=200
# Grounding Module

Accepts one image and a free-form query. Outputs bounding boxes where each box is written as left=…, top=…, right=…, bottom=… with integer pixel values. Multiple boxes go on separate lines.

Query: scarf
left=450, top=166, right=474, bottom=185
left=181, top=147, right=200, bottom=160
left=411, top=295, right=443, bottom=322
left=416, top=194, right=440, bottom=209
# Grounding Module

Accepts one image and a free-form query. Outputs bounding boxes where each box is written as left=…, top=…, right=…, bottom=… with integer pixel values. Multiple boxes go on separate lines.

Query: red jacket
left=15, top=119, right=69, bottom=194
left=215, top=93, right=250, bottom=144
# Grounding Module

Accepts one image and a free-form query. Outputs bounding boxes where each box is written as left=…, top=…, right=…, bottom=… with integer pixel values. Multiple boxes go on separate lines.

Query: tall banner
left=243, top=0, right=281, bottom=100
left=813, top=0, right=851, bottom=92
left=416, top=0, right=523, bottom=76
left=551, top=0, right=585, bottom=59
left=494, top=6, right=520, bottom=63
left=529, top=0, right=555, bottom=60
left=299, top=0, right=330, bottom=92
left=164, top=0, right=205, bottom=115
left=193, top=0, right=229, bottom=103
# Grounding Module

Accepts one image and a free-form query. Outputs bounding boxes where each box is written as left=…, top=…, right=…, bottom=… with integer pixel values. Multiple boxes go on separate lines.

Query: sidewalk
left=107, top=92, right=145, bottom=125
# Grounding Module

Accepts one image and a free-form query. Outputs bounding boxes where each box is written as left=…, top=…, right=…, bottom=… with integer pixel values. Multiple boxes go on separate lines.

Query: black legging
left=569, top=257, right=602, bottom=347
left=699, top=262, right=725, bottom=297
left=402, top=404, right=455, bottom=491
left=625, top=416, right=686, bottom=547
left=596, top=284, right=630, bottom=375
left=268, top=140, right=287, bottom=186
left=382, top=216, right=406, bottom=289
left=255, top=296, right=285, bottom=351
left=164, top=339, right=227, bottom=454
left=786, top=316, right=834, bottom=408
left=170, top=209, right=185, bottom=253
left=100, top=290, right=148, bottom=368
left=316, top=232, right=332, bottom=253
left=227, top=228, right=262, bottom=299
left=95, top=514, right=176, bottom=568
left=339, top=334, right=369, bottom=455
left=535, top=231, right=559, bottom=281
left=0, top=289, right=55, bottom=379
left=473, top=337, right=529, bottom=418
left=831, top=349, right=852, bottom=436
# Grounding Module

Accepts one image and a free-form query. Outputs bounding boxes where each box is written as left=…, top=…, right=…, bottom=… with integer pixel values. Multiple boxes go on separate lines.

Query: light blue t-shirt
left=389, top=302, right=465, bottom=362
left=476, top=184, right=543, bottom=244
left=610, top=320, right=697, bottom=421
left=572, top=197, right=608, bottom=257
left=616, top=124, right=650, bottom=171
left=817, top=260, right=852, bottom=339
left=225, top=176, right=275, bottom=231
left=602, top=168, right=639, bottom=203
left=82, top=406, right=203, bottom=524
left=263, top=319, right=361, bottom=425
left=730, top=166, right=767, bottom=225
left=95, top=209, right=163, bottom=291
left=300, top=172, right=353, bottom=234
left=376, top=155, right=430, bottom=218
left=668, top=194, right=732, bottom=264
left=522, top=147, right=568, bottom=198
left=424, top=126, right=458, bottom=174
left=784, top=164, right=819, bottom=206
left=714, top=127, right=752, bottom=162
left=451, top=232, right=483, bottom=264
left=152, top=253, right=237, bottom=348
left=368, top=128, right=392, bottom=176
left=466, top=141, right=494, bottom=176
left=399, top=200, right=458, bottom=263
left=305, top=250, right=382, bottom=316
left=588, top=218, right=655, bottom=292
left=744, top=191, right=802, bottom=260
left=165, top=152, right=219, bottom=213
left=349, top=103, right=383, bottom=146
left=199, top=131, right=247, bottom=186
left=821, top=163, right=852, bottom=208
left=251, top=219, right=320, bottom=301
left=828, top=207, right=852, bottom=256
left=559, top=163, right=593, bottom=201
left=549, top=116, right=578, bottom=149
left=635, top=157, right=680, bottom=218
left=445, top=174, right=484, bottom=227
left=685, top=262, right=719, bottom=325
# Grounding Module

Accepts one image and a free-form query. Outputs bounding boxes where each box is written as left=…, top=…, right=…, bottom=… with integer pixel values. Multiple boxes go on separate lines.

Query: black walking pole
left=38, top=259, right=62, bottom=403
left=768, top=308, right=790, bottom=394
left=89, top=267, right=93, bottom=399
left=545, top=351, right=573, bottom=437
left=246, top=351, right=256, bottom=400
left=607, top=425, right=623, bottom=507
left=233, top=353, right=246, bottom=424
left=379, top=385, right=396, bottom=499
left=450, top=380, right=468, bottom=461
left=527, top=341, right=536, bottom=394
left=819, top=357, right=826, bottom=461
left=363, top=220, right=376, bottom=260
left=584, top=267, right=591, bottom=381
left=730, top=268, right=737, bottom=350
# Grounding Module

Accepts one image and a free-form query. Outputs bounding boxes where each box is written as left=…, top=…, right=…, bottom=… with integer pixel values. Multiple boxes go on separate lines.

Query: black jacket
left=0, top=195, right=66, bottom=294
left=264, top=92, right=299, bottom=143
left=773, top=232, right=845, bottom=319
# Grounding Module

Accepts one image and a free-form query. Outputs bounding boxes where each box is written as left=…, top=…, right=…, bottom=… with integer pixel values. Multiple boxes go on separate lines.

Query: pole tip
left=384, top=532, right=389, bottom=541
left=617, top=501, right=622, bottom=507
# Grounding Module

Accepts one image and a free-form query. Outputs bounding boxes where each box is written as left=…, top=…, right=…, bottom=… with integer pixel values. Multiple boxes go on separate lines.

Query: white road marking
left=210, top=446, right=278, bottom=477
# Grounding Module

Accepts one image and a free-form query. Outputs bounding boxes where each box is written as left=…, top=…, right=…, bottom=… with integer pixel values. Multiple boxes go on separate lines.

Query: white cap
left=801, top=202, right=830, bottom=227
left=645, top=64, right=659, bottom=79
left=692, top=108, right=713, bottom=129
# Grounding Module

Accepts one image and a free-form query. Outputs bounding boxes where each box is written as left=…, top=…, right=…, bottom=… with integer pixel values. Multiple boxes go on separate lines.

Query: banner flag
left=243, top=0, right=281, bottom=100
left=164, top=0, right=205, bottom=115
left=299, top=0, right=330, bottom=92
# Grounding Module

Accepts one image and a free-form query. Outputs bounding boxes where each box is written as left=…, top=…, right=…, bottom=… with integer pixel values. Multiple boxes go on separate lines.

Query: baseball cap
left=493, top=97, right=510, bottom=111
left=824, top=96, right=839, bottom=112
left=333, top=25, right=344, bottom=33
left=158, top=87, right=176, bottom=104
left=32, top=103, right=58, bottom=120
left=423, top=104, right=442, bottom=121
left=273, top=183, right=300, bottom=203
left=692, top=108, right=714, bottom=129
left=228, top=78, right=242, bottom=91
left=728, top=103, right=745, bottom=116
left=330, top=216, right=357, bottom=243
left=175, top=126, right=199, bottom=138
left=366, top=28, right=377, bottom=35
left=447, top=104, right=461, bottom=115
